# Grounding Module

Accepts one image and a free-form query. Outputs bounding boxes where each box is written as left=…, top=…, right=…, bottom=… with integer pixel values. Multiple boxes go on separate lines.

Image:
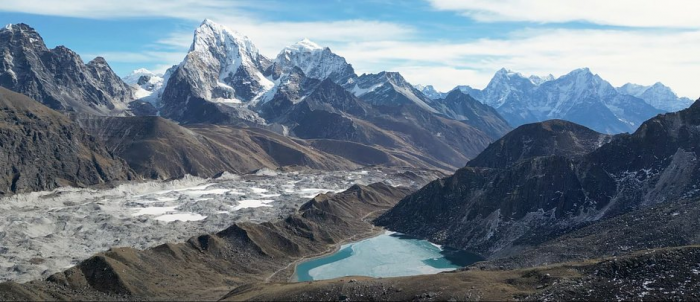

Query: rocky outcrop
left=0, top=88, right=134, bottom=196
left=0, top=24, right=134, bottom=115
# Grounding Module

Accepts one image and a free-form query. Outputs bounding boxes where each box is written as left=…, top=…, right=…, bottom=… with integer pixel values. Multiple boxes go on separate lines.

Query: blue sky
left=1, top=0, right=698, bottom=97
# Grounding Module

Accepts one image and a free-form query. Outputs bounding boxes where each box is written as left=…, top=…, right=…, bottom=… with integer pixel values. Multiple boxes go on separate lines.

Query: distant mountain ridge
left=617, top=82, right=694, bottom=112
left=417, top=68, right=692, bottom=134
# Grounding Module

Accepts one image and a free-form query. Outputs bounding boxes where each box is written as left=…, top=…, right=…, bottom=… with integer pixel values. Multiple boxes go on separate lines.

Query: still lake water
left=295, top=231, right=483, bottom=282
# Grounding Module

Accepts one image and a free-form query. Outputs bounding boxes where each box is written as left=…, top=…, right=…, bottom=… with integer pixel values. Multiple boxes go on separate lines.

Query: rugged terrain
left=0, top=168, right=439, bottom=284
left=0, top=181, right=415, bottom=300
left=0, top=24, right=134, bottom=115
left=0, top=87, right=133, bottom=196
left=378, top=99, right=700, bottom=256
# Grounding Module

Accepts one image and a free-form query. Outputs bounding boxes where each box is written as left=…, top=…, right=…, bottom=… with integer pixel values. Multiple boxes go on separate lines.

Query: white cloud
left=331, top=28, right=700, bottom=98
left=427, top=0, right=700, bottom=28
left=0, top=0, right=260, bottom=20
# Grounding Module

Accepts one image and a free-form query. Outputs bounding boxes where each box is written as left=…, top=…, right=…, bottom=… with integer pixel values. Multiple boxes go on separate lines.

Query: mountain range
left=1, top=18, right=700, bottom=301
left=0, top=21, right=511, bottom=174
left=134, top=20, right=511, bottom=169
left=418, top=68, right=694, bottom=134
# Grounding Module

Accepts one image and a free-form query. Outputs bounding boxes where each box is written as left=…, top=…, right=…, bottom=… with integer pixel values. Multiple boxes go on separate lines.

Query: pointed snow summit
left=159, top=19, right=273, bottom=124
left=270, top=38, right=356, bottom=86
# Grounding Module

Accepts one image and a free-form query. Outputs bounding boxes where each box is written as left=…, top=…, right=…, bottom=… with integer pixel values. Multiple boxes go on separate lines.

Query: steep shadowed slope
left=0, top=88, right=133, bottom=195
left=378, top=100, right=700, bottom=256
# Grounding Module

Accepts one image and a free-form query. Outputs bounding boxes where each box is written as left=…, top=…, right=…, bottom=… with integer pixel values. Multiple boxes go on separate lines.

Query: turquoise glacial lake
left=295, top=231, right=483, bottom=282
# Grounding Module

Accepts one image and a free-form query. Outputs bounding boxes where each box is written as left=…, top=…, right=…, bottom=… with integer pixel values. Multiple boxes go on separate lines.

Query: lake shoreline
left=271, top=226, right=387, bottom=283
left=292, top=229, right=484, bottom=282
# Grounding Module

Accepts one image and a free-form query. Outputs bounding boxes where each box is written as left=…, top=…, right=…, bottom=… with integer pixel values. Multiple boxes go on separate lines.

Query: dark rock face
left=431, top=90, right=511, bottom=139
left=487, top=197, right=700, bottom=270
left=0, top=88, right=133, bottom=196
left=0, top=24, right=134, bottom=115
left=127, top=100, right=158, bottom=116
left=378, top=101, right=700, bottom=256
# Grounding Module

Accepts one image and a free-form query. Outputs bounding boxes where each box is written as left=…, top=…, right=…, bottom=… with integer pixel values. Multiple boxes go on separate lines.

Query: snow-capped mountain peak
left=617, top=81, right=693, bottom=112
left=350, top=71, right=437, bottom=113
left=528, top=74, right=555, bottom=86
left=272, top=38, right=355, bottom=85
left=414, top=84, right=447, bottom=100
left=285, top=38, right=324, bottom=52
left=171, top=19, right=272, bottom=104
left=122, top=68, right=160, bottom=85
left=189, top=19, right=266, bottom=74
left=122, top=68, right=164, bottom=102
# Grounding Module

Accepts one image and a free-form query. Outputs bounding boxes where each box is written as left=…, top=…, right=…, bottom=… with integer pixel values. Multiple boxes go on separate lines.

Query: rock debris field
left=0, top=168, right=437, bottom=283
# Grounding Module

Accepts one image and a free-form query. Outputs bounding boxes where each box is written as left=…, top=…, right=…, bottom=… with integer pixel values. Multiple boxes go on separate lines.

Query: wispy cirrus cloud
left=427, top=0, right=700, bottom=28
left=0, top=0, right=262, bottom=20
